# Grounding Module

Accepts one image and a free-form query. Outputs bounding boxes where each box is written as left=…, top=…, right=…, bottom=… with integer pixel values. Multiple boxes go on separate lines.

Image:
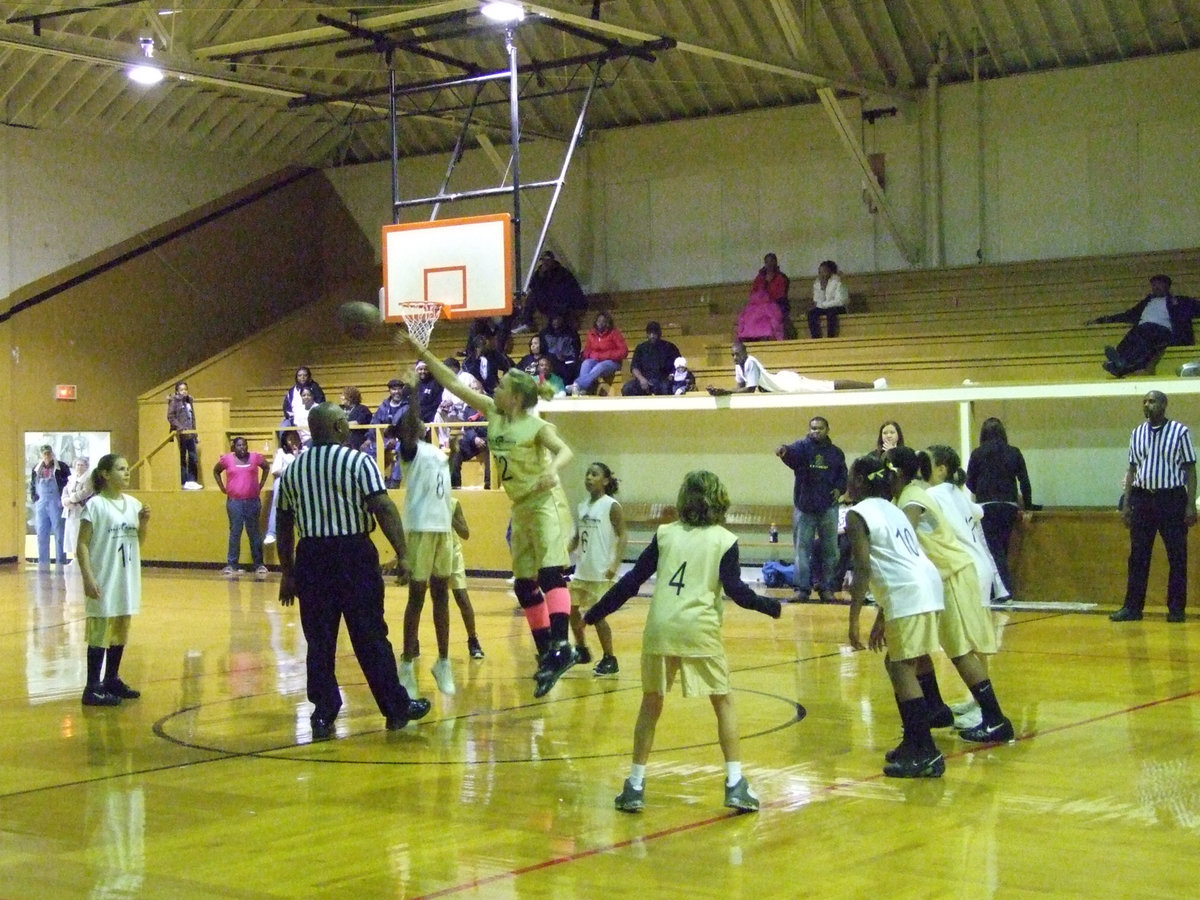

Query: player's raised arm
left=397, top=331, right=494, bottom=417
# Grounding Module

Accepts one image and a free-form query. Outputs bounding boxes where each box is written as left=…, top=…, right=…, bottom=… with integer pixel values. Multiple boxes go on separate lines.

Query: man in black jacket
left=1087, top=275, right=1197, bottom=377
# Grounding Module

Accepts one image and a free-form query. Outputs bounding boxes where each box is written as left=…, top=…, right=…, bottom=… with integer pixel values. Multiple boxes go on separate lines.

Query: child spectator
left=670, top=357, right=695, bottom=395
left=263, top=430, right=303, bottom=546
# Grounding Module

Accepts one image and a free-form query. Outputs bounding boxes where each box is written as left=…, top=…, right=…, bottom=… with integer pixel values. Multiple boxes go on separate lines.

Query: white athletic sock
left=629, top=764, right=646, bottom=790
left=725, top=761, right=742, bottom=787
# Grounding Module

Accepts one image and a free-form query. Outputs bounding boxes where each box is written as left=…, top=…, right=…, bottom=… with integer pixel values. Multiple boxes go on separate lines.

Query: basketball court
left=1, top=564, right=1195, bottom=897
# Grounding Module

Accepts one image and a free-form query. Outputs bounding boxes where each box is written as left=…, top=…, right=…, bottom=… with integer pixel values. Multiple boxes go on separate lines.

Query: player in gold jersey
left=400, top=333, right=578, bottom=697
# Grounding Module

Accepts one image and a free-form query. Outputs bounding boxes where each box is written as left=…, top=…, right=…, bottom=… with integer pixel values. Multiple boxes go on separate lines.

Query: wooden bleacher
left=220, top=246, right=1200, bottom=435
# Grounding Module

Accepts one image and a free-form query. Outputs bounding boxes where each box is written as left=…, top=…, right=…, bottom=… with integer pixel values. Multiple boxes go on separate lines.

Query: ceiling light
left=481, top=2, right=525, bottom=23
left=128, top=37, right=164, bottom=85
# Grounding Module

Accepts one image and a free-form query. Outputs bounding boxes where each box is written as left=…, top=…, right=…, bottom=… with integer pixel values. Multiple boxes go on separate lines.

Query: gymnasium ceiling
left=2, top=0, right=1198, bottom=169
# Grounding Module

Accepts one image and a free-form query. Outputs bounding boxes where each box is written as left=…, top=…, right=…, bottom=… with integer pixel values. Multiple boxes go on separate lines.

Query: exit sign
left=55, top=385, right=77, bottom=401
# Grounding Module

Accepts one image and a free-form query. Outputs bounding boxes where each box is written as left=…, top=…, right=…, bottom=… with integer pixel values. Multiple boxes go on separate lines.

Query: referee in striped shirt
left=276, top=402, right=431, bottom=739
left=1112, top=391, right=1197, bottom=623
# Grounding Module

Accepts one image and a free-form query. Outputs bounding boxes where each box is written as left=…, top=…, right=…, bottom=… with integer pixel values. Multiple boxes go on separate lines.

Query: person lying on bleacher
left=706, top=340, right=886, bottom=396
left=1086, top=274, right=1197, bottom=378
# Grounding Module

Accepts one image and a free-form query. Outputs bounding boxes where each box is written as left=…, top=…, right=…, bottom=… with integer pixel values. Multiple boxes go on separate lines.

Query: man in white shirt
left=1087, top=275, right=1197, bottom=377
left=707, top=341, right=886, bottom=395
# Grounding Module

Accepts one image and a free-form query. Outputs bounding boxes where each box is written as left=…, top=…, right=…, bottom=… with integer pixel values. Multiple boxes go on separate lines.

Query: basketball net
left=397, top=300, right=443, bottom=349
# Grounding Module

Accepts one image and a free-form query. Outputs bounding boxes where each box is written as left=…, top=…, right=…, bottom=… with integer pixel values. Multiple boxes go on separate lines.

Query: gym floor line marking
left=408, top=684, right=1200, bottom=900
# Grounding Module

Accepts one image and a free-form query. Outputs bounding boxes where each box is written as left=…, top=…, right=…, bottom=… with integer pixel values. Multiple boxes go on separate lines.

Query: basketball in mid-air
left=336, top=301, right=382, bottom=339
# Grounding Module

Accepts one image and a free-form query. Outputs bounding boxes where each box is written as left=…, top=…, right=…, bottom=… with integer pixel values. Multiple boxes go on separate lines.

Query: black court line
left=150, top=678, right=807, bottom=764
left=409, top=684, right=1200, bottom=899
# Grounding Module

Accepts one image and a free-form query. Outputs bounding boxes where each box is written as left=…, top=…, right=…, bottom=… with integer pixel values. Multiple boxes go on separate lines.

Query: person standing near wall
left=777, top=416, right=847, bottom=603
left=30, top=445, right=70, bottom=570
left=61, top=456, right=93, bottom=567
left=213, top=436, right=270, bottom=579
left=1110, top=391, right=1196, bottom=623
left=167, top=381, right=202, bottom=489
left=966, top=418, right=1034, bottom=602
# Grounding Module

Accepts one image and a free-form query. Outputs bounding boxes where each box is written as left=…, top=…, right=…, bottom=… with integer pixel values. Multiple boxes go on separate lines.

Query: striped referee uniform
left=277, top=438, right=416, bottom=731
left=1120, top=402, right=1197, bottom=618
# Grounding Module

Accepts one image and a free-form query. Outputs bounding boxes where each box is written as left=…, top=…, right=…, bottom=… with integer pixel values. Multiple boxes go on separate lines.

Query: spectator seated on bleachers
left=737, top=286, right=785, bottom=342
left=622, top=321, right=682, bottom=396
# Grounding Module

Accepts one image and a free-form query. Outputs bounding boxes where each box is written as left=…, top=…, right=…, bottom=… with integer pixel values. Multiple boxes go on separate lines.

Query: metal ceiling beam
left=1166, top=0, right=1193, bottom=49
left=997, top=0, right=1036, bottom=70
left=289, top=39, right=671, bottom=109
left=192, top=1, right=479, bottom=60
left=1030, top=0, right=1065, bottom=66
left=816, top=86, right=919, bottom=265
left=1094, top=0, right=1129, bottom=58
left=876, top=1, right=918, bottom=87
left=1062, top=0, right=1097, bottom=62
left=0, top=23, right=313, bottom=101
left=521, top=2, right=912, bottom=101
left=810, top=0, right=858, bottom=77
left=843, top=0, right=896, bottom=86
left=0, top=20, right=517, bottom=145
left=966, top=2, right=1007, bottom=77
left=767, top=0, right=812, bottom=61
left=1127, top=0, right=1160, bottom=53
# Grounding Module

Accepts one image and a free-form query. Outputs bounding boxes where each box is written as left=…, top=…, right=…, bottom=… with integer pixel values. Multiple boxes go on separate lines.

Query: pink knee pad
left=523, top=601, right=551, bottom=631
left=544, top=586, right=571, bottom=616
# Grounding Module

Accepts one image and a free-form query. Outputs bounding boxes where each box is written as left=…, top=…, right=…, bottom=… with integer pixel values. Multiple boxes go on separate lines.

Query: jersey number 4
left=668, top=562, right=687, bottom=595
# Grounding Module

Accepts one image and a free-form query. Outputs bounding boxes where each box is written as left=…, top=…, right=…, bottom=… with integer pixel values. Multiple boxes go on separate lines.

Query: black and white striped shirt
left=277, top=444, right=387, bottom=539
left=1129, top=419, right=1197, bottom=490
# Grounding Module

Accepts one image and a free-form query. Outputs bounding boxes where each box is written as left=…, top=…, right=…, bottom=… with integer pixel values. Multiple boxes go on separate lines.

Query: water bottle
left=768, top=523, right=779, bottom=543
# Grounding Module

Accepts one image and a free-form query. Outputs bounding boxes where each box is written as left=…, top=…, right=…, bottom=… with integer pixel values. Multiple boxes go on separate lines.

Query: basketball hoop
left=396, top=300, right=443, bottom=350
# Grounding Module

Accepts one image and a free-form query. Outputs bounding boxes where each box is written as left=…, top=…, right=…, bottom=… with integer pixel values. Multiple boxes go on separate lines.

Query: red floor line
left=411, top=684, right=1200, bottom=899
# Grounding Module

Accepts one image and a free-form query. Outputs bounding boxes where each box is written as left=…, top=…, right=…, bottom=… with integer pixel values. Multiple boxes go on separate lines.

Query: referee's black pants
left=1124, top=486, right=1189, bottom=615
left=295, top=534, right=410, bottom=721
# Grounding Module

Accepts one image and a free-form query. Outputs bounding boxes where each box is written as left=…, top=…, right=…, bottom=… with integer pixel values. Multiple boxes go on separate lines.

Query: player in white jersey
left=399, top=333, right=577, bottom=698
left=568, top=462, right=627, bottom=675
left=890, top=447, right=1015, bottom=746
left=846, top=454, right=946, bottom=777
left=925, top=445, right=1005, bottom=607
left=76, top=454, right=150, bottom=707
left=395, top=398, right=458, bottom=697
left=925, top=444, right=1008, bottom=729
left=586, top=471, right=781, bottom=813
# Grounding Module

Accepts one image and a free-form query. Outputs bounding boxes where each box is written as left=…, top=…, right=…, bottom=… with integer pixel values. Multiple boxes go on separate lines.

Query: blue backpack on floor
left=761, top=560, right=796, bottom=588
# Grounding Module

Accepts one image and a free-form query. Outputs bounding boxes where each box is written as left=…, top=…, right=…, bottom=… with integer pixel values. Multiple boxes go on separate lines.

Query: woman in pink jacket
left=568, top=311, right=629, bottom=395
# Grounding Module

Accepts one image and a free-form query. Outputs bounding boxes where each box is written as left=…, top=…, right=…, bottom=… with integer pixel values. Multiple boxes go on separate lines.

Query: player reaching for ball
left=397, top=331, right=578, bottom=698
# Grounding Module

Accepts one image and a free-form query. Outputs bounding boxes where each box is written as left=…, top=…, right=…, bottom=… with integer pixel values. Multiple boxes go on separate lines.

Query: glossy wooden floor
left=2, top=565, right=1197, bottom=899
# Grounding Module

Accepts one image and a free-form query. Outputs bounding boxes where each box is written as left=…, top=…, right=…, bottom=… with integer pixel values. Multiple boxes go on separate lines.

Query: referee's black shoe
left=387, top=698, right=432, bottom=730
left=1110, top=606, right=1143, bottom=622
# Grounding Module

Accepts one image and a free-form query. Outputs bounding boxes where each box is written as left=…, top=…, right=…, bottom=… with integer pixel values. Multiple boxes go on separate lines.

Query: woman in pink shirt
left=568, top=311, right=629, bottom=396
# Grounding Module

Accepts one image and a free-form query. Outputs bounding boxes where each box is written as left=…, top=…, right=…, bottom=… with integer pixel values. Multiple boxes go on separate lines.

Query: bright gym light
left=128, top=37, right=164, bottom=85
left=481, top=2, right=525, bottom=23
